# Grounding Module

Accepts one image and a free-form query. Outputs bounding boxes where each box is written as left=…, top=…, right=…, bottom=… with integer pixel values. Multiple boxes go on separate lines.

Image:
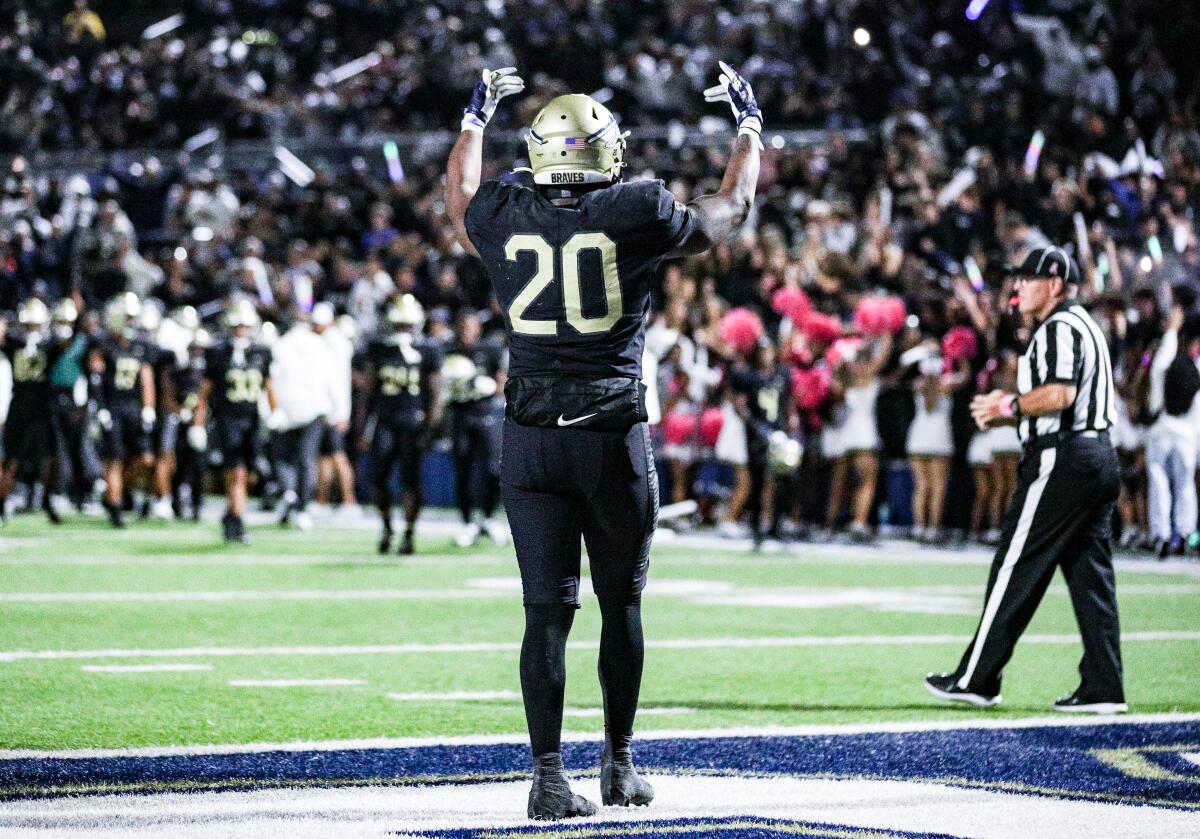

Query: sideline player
left=359, top=295, right=443, bottom=555
left=89, top=293, right=157, bottom=529
left=446, top=62, right=762, bottom=818
left=926, top=247, right=1125, bottom=714
left=0, top=299, right=61, bottom=523
left=191, top=300, right=279, bottom=543
left=444, top=309, right=507, bottom=547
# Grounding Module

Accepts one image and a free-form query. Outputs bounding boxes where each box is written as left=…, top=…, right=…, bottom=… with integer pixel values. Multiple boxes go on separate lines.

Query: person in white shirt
left=270, top=311, right=338, bottom=530
left=312, top=303, right=358, bottom=509
left=1145, top=302, right=1200, bottom=557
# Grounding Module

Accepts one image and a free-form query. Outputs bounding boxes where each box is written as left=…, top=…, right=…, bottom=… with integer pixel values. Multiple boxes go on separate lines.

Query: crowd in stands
left=0, top=0, right=1198, bottom=554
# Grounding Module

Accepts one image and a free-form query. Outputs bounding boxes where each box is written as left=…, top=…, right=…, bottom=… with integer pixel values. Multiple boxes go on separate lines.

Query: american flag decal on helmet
left=564, top=137, right=588, bottom=148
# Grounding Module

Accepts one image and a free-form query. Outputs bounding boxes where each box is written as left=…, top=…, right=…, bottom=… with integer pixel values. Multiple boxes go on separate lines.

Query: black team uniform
left=205, top=339, right=272, bottom=541
left=729, top=359, right=792, bottom=543
left=365, top=334, right=443, bottom=554
left=91, top=333, right=154, bottom=525
left=445, top=339, right=505, bottom=530
left=464, top=176, right=696, bottom=814
left=2, top=330, right=60, bottom=519
left=171, top=350, right=207, bottom=520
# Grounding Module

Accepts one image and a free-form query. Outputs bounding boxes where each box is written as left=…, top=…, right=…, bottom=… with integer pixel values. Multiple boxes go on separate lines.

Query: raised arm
left=669, top=62, right=762, bottom=258
left=445, top=67, right=525, bottom=258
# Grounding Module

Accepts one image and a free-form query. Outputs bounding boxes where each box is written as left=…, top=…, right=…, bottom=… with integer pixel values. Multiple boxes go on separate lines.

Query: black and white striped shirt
left=1016, top=299, right=1116, bottom=449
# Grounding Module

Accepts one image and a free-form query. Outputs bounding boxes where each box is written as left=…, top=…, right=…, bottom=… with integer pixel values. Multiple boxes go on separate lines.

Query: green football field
left=1, top=514, right=1198, bottom=752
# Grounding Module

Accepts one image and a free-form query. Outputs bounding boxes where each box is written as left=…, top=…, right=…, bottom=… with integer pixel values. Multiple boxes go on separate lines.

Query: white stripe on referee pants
left=958, top=447, right=1057, bottom=689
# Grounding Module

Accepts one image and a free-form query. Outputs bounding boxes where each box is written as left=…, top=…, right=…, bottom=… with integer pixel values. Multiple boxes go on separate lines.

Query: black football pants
left=952, top=435, right=1124, bottom=702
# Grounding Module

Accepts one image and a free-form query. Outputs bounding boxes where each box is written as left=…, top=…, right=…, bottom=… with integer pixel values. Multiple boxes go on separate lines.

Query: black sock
left=520, top=604, right=576, bottom=758
left=597, top=597, right=645, bottom=761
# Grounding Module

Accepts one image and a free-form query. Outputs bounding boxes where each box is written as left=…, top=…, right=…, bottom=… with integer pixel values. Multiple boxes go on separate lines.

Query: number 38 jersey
left=90, top=335, right=153, bottom=409
left=464, top=179, right=695, bottom=380
left=204, top=341, right=272, bottom=419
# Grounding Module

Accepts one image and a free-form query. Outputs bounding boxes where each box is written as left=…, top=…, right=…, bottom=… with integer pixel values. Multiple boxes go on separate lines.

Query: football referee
left=926, top=246, right=1127, bottom=714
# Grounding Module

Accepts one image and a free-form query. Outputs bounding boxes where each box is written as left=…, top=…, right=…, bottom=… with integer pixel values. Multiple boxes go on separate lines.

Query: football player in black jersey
left=191, top=300, right=279, bottom=543
left=88, top=293, right=157, bottom=529
left=446, top=62, right=762, bottom=819
left=727, top=341, right=796, bottom=546
left=359, top=295, right=443, bottom=555
left=0, top=299, right=62, bottom=524
left=445, top=310, right=508, bottom=548
left=164, top=310, right=209, bottom=521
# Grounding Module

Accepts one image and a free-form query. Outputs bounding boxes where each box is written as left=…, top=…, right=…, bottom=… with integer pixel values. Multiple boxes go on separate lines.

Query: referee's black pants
left=951, top=434, right=1124, bottom=702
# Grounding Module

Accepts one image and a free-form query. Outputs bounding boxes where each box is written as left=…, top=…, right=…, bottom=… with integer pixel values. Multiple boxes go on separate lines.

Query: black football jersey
left=367, top=337, right=442, bottom=424
left=4, top=334, right=59, bottom=412
left=464, top=179, right=695, bottom=379
left=205, top=341, right=272, bottom=418
left=91, top=335, right=153, bottom=409
left=172, top=358, right=206, bottom=420
left=729, top=364, right=792, bottom=431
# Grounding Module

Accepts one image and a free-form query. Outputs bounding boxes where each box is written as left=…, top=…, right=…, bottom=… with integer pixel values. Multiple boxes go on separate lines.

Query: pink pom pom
left=718, top=307, right=765, bottom=354
left=699, top=407, right=724, bottom=447
left=663, top=412, right=696, bottom=446
left=854, top=295, right=907, bottom=336
left=791, top=365, right=832, bottom=410
left=799, top=311, right=843, bottom=343
left=771, top=286, right=813, bottom=323
left=941, top=325, right=978, bottom=365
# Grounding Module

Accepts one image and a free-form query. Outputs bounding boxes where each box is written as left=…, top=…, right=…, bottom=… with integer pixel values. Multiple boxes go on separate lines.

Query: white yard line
left=4, top=582, right=1195, bottom=605
left=2, top=712, right=1197, bottom=761
left=2, top=630, right=1197, bottom=664
left=228, top=679, right=366, bottom=688
left=386, top=690, right=520, bottom=702
left=0, top=589, right=508, bottom=603
left=563, top=707, right=694, bottom=717
left=80, top=664, right=213, bottom=674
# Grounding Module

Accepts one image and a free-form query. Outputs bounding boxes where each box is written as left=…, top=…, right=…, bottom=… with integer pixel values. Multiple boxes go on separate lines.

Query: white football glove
left=187, top=425, right=207, bottom=451
left=141, top=406, right=157, bottom=430
left=266, top=409, right=286, bottom=431
left=461, top=67, right=525, bottom=133
left=704, top=60, right=763, bottom=148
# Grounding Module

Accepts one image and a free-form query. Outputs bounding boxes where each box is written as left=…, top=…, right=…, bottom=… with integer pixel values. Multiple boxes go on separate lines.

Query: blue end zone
left=416, top=816, right=964, bottom=838
left=2, top=721, right=1198, bottom=809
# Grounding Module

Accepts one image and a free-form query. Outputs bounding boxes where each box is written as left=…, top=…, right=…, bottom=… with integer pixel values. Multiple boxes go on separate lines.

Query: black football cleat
left=397, top=530, right=415, bottom=556
left=924, top=672, right=1001, bottom=708
left=527, top=754, right=598, bottom=821
left=104, top=499, right=126, bottom=530
left=1053, top=689, right=1127, bottom=715
left=378, top=524, right=393, bottom=555
left=600, top=742, right=654, bottom=807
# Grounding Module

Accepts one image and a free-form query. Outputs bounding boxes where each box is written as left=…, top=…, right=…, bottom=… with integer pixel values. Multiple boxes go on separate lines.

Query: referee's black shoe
left=924, top=673, right=1001, bottom=708
left=1052, top=689, right=1127, bottom=715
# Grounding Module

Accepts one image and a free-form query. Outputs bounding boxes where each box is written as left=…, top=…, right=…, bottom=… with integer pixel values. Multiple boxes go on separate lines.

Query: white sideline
left=387, top=691, right=519, bottom=701
left=2, top=712, right=1197, bottom=761
left=0, top=589, right=508, bottom=603
left=80, top=664, right=213, bottom=674
left=2, top=630, right=1197, bottom=663
left=228, top=679, right=366, bottom=688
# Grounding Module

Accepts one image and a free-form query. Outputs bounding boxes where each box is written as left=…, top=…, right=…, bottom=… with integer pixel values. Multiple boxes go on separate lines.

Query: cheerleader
left=825, top=333, right=892, bottom=541
left=906, top=353, right=956, bottom=542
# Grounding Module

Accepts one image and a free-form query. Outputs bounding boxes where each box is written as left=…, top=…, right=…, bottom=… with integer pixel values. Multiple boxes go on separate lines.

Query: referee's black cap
left=1005, top=247, right=1081, bottom=285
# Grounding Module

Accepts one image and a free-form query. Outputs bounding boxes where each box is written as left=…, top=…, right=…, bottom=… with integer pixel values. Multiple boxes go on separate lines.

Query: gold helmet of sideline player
left=18, top=298, right=50, bottom=331
left=526, top=94, right=628, bottom=187
left=224, top=298, right=260, bottom=330
left=104, top=292, right=142, bottom=338
left=386, top=294, right=425, bottom=332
